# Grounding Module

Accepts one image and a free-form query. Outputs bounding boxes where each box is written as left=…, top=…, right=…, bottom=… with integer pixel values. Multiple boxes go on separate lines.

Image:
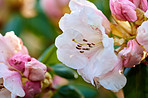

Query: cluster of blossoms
left=55, top=0, right=148, bottom=92
left=0, top=31, right=47, bottom=98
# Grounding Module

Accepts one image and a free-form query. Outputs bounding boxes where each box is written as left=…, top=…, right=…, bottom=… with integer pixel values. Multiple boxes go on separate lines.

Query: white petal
left=68, top=0, right=110, bottom=33
left=99, top=68, right=127, bottom=92
left=59, top=6, right=105, bottom=38
left=69, top=0, right=98, bottom=11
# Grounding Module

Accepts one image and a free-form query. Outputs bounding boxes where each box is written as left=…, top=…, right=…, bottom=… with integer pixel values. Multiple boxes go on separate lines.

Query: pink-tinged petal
left=110, top=0, right=137, bottom=22
left=0, top=63, right=25, bottom=97
left=0, top=89, right=11, bottom=98
left=23, top=81, right=41, bottom=98
left=129, top=0, right=147, bottom=12
left=23, top=58, right=47, bottom=81
left=137, top=20, right=148, bottom=52
left=98, top=67, right=126, bottom=92
left=0, top=31, right=28, bottom=64
left=118, top=40, right=143, bottom=68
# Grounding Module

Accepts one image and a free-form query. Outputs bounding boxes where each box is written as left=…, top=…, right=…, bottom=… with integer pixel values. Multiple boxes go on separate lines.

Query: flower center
left=72, top=38, right=101, bottom=53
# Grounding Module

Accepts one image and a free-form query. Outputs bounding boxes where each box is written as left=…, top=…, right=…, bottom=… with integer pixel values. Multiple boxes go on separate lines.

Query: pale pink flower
left=137, top=20, right=148, bottom=52
left=110, top=0, right=137, bottom=22
left=118, top=40, right=143, bottom=68
left=129, top=0, right=147, bottom=12
left=0, top=31, right=27, bottom=97
left=23, top=81, right=41, bottom=98
left=0, top=31, right=47, bottom=97
left=55, top=0, right=126, bottom=92
left=23, top=58, right=47, bottom=81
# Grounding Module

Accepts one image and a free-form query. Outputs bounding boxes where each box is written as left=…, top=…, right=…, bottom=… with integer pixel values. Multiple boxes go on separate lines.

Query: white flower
left=55, top=0, right=126, bottom=92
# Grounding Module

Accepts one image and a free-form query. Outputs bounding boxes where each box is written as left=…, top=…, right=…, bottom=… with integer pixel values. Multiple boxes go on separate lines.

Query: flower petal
left=0, top=63, right=25, bottom=97
left=99, top=68, right=127, bottom=92
left=0, top=89, right=11, bottom=98
left=0, top=31, right=28, bottom=63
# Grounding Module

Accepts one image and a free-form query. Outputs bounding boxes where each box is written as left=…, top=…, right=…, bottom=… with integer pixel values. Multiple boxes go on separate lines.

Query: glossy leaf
left=38, top=44, right=60, bottom=65
left=51, top=64, right=78, bottom=79
left=52, top=85, right=84, bottom=98
left=123, top=63, right=148, bottom=98
left=72, top=84, right=98, bottom=98
left=3, top=14, right=24, bottom=36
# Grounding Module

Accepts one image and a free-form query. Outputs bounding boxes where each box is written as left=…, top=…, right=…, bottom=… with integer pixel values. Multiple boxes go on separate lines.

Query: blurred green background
left=0, top=0, right=148, bottom=98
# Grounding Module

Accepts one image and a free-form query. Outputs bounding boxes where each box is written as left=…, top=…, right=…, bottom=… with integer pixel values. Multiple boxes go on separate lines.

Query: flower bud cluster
left=0, top=31, right=47, bottom=98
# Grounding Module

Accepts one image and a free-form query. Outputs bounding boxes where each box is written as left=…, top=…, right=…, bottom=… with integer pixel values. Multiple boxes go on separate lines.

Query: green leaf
left=38, top=44, right=59, bottom=65
left=3, top=14, right=24, bottom=36
left=52, top=85, right=84, bottom=98
left=93, top=0, right=111, bottom=19
left=114, top=45, right=120, bottom=49
left=51, top=64, right=78, bottom=79
left=72, top=84, right=98, bottom=98
left=123, top=63, right=148, bottom=98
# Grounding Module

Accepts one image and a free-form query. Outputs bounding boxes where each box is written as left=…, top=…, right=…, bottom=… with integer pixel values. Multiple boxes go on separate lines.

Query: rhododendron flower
left=136, top=20, right=148, bottom=52
left=55, top=0, right=126, bottom=92
left=118, top=40, right=143, bottom=68
left=0, top=31, right=47, bottom=98
left=110, top=0, right=137, bottom=22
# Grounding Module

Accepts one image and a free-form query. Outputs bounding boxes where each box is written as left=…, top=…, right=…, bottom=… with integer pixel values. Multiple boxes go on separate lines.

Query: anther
left=77, top=44, right=82, bottom=47
left=82, top=48, right=90, bottom=50
left=72, top=39, right=75, bottom=41
left=80, top=51, right=84, bottom=53
left=83, top=39, right=88, bottom=42
left=76, top=47, right=81, bottom=50
left=91, top=43, right=95, bottom=45
left=87, top=43, right=93, bottom=48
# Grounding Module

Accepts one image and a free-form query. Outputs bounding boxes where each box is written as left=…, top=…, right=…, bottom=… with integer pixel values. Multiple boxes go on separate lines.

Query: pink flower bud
left=129, top=0, right=148, bottom=12
left=23, top=58, right=47, bottom=81
left=110, top=0, right=137, bottom=22
left=40, top=0, right=70, bottom=19
left=9, top=53, right=31, bottom=71
left=118, top=40, right=143, bottom=68
left=23, top=81, right=41, bottom=98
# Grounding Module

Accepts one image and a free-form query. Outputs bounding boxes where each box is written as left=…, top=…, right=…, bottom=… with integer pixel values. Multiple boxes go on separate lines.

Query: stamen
left=72, top=38, right=102, bottom=54
left=76, top=47, right=81, bottom=50
left=83, top=39, right=88, bottom=42
left=87, top=43, right=93, bottom=48
left=91, top=43, right=95, bottom=45
left=77, top=44, right=82, bottom=47
left=80, top=51, right=84, bottom=53
left=82, top=48, right=90, bottom=50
